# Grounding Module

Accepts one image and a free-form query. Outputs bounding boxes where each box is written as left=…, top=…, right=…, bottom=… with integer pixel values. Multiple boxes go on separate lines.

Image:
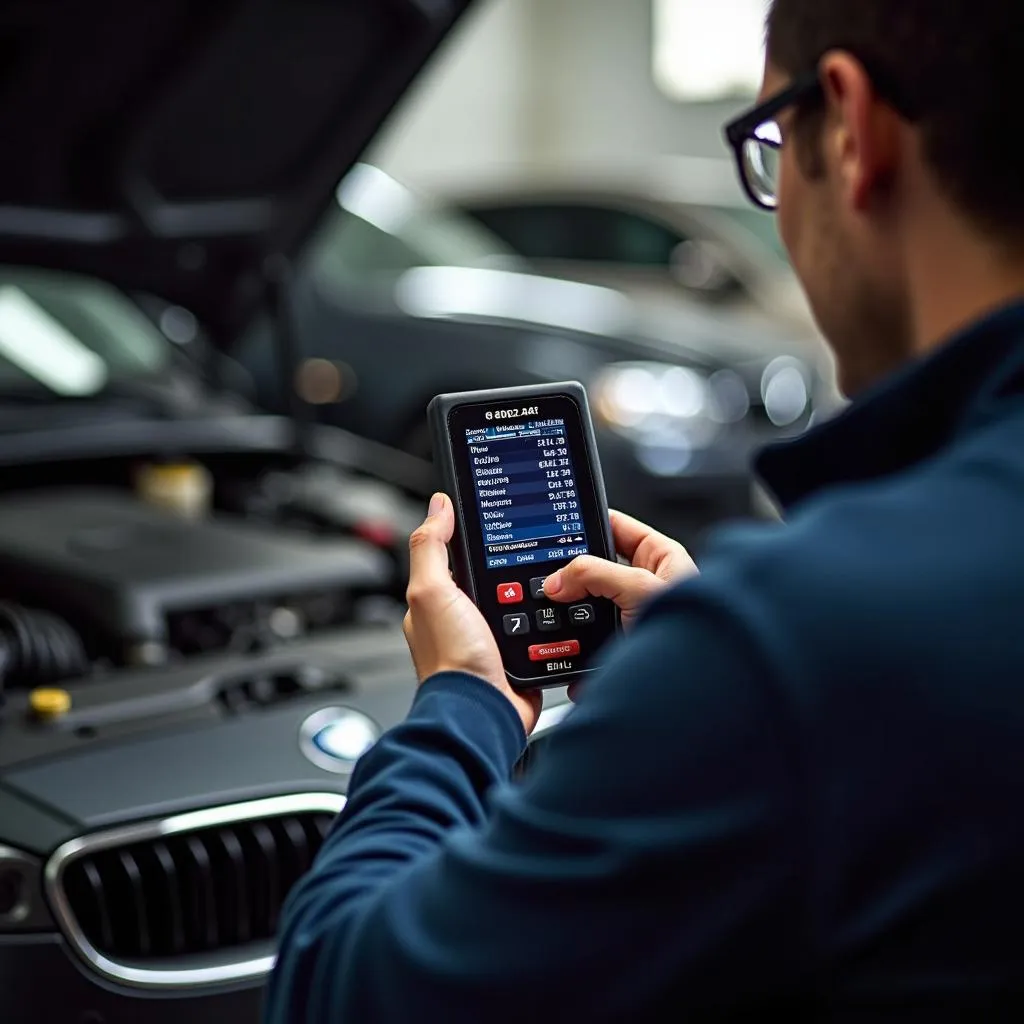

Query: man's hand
left=403, top=493, right=542, bottom=735
left=544, top=510, right=697, bottom=631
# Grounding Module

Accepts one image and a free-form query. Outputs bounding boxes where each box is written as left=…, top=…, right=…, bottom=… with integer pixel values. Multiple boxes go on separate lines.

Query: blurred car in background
left=448, top=182, right=826, bottom=353
left=237, top=164, right=832, bottom=546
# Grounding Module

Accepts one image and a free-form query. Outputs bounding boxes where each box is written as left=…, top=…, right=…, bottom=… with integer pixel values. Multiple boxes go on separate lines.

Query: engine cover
left=0, top=489, right=390, bottom=659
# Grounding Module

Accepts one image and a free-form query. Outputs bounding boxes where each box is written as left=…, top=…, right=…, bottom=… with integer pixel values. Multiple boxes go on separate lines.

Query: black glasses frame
left=724, top=71, right=822, bottom=211
left=724, top=58, right=924, bottom=211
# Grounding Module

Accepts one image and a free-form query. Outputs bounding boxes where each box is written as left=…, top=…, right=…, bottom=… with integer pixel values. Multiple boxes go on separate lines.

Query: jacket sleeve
left=265, top=590, right=809, bottom=1024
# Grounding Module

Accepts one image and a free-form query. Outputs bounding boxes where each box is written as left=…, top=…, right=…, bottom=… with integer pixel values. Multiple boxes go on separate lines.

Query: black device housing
left=428, top=382, right=620, bottom=690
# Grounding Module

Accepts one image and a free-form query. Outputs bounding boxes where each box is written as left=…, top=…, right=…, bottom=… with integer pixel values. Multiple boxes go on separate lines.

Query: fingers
left=610, top=509, right=695, bottom=583
left=402, top=608, right=420, bottom=678
left=405, top=489, right=454, bottom=581
left=406, top=493, right=455, bottom=604
left=608, top=509, right=661, bottom=562
left=544, top=555, right=664, bottom=607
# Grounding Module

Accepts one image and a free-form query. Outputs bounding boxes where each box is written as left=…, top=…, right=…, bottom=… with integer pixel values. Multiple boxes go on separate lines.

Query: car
left=447, top=179, right=830, bottom=356
left=0, top=3, right=575, bottom=1023
left=235, top=164, right=831, bottom=547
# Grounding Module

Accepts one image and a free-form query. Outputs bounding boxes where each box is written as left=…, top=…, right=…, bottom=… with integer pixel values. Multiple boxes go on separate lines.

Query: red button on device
left=497, top=582, right=524, bottom=604
left=528, top=640, right=581, bottom=662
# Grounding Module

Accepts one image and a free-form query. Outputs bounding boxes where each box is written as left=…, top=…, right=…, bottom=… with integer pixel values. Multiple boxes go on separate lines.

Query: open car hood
left=0, top=0, right=475, bottom=339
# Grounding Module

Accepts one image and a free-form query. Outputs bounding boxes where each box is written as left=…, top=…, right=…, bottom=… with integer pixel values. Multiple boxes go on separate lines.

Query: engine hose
left=0, top=603, right=90, bottom=698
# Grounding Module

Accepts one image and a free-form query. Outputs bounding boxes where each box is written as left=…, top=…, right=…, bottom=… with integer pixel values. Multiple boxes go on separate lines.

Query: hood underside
left=0, top=0, right=474, bottom=338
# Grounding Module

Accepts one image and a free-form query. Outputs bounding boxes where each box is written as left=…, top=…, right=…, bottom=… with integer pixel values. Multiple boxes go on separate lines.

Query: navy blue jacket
left=266, top=301, right=1024, bottom=1021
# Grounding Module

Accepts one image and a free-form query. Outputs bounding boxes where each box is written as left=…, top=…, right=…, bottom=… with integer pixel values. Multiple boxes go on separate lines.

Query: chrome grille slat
left=45, top=792, right=347, bottom=991
left=183, top=833, right=218, bottom=951
left=149, top=841, right=185, bottom=955
left=299, top=815, right=326, bottom=862
left=213, top=828, right=250, bottom=946
left=79, top=860, right=114, bottom=951
left=277, top=815, right=312, bottom=880
left=117, top=849, right=150, bottom=957
left=248, top=822, right=280, bottom=937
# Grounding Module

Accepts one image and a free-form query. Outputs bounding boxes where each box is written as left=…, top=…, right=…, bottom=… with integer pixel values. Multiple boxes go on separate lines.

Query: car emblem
left=299, top=707, right=381, bottom=774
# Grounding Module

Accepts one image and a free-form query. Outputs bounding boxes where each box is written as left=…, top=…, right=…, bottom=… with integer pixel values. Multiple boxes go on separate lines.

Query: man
left=267, top=1, right=1024, bottom=1019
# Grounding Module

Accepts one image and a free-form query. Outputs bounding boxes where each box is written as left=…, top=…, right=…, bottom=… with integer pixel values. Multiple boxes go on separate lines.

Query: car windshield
left=0, top=267, right=171, bottom=398
left=309, top=164, right=523, bottom=289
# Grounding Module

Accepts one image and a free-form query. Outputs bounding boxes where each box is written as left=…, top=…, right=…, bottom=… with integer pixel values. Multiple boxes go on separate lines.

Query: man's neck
left=906, top=216, right=1024, bottom=357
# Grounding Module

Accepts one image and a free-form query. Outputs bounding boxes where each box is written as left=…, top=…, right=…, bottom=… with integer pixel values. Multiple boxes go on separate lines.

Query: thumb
left=544, top=555, right=664, bottom=610
left=407, top=493, right=455, bottom=596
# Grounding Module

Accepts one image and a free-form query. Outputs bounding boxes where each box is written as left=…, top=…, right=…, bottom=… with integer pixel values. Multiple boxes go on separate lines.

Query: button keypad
left=500, top=573, right=587, bottom=675
left=503, top=612, right=530, bottom=637
left=529, top=640, right=581, bottom=662
left=536, top=607, right=561, bottom=632
left=568, top=604, right=594, bottom=626
left=497, top=582, right=524, bottom=604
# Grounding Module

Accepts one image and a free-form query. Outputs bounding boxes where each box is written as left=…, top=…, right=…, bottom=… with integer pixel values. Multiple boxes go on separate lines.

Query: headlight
left=760, top=356, right=810, bottom=426
left=593, top=361, right=744, bottom=475
left=594, top=362, right=705, bottom=428
left=593, top=362, right=752, bottom=432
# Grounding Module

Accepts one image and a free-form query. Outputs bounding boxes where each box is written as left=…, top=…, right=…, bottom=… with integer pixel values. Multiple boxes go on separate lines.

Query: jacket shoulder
left=648, top=438, right=1024, bottom=691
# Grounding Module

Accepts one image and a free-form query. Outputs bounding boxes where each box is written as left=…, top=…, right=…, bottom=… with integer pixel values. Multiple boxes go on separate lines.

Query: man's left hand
left=403, top=493, right=542, bottom=736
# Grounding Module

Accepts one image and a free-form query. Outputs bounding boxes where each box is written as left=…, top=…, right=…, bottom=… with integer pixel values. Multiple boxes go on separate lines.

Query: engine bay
left=0, top=487, right=393, bottom=667
left=0, top=450, right=423, bottom=765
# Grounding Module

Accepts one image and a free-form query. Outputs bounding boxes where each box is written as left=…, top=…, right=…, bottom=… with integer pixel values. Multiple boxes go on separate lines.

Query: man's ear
left=819, top=50, right=902, bottom=212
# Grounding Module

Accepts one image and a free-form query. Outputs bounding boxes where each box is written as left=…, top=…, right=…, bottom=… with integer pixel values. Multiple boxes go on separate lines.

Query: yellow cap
left=141, top=464, right=203, bottom=480
left=29, top=688, right=72, bottom=720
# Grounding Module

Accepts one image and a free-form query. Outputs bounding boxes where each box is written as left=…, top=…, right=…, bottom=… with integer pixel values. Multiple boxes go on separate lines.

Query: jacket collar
left=757, top=298, right=1024, bottom=510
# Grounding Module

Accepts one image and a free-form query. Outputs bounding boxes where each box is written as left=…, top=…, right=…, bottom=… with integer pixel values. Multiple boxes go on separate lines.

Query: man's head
left=747, top=1, right=1024, bottom=395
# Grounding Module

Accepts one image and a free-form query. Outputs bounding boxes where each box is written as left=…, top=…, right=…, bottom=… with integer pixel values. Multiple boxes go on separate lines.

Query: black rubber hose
left=0, top=603, right=89, bottom=694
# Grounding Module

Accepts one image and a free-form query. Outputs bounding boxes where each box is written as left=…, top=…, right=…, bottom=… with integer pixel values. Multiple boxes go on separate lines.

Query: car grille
left=45, top=793, right=345, bottom=990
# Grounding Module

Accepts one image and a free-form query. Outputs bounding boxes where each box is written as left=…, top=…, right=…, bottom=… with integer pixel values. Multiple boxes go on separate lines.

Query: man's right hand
left=543, top=510, right=697, bottom=632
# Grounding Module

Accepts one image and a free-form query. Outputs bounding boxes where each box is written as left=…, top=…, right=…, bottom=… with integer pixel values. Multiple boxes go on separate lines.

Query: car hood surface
left=0, top=0, right=476, bottom=340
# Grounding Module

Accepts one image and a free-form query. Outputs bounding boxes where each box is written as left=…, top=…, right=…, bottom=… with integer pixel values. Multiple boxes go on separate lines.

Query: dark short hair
left=767, top=0, right=1024, bottom=243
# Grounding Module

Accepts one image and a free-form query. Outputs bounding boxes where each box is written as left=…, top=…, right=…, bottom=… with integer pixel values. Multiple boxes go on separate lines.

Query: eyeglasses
left=724, top=72, right=822, bottom=211
left=725, top=63, right=923, bottom=211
